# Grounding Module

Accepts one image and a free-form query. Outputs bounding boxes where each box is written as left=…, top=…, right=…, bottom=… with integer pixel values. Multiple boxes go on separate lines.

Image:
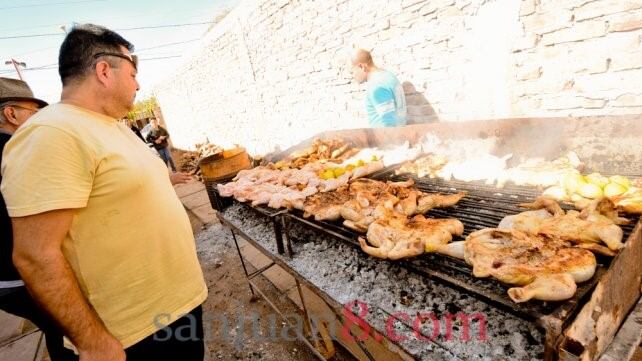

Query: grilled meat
left=303, top=186, right=352, bottom=221
left=499, top=197, right=624, bottom=251
left=459, top=228, right=596, bottom=303
left=358, top=209, right=464, bottom=260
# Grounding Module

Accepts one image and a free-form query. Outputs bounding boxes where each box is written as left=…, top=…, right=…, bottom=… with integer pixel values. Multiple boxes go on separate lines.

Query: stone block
left=513, top=34, right=540, bottom=51
left=520, top=0, right=537, bottom=16
left=608, top=10, right=642, bottom=32
left=611, top=93, right=642, bottom=107
left=541, top=95, right=584, bottom=110
left=574, top=71, right=642, bottom=93
left=610, top=53, right=642, bottom=72
left=522, top=10, right=573, bottom=34
left=517, top=65, right=543, bottom=80
left=541, top=20, right=607, bottom=45
left=574, top=0, right=642, bottom=22
left=438, top=6, right=462, bottom=19
left=582, top=97, right=608, bottom=109
left=401, top=0, right=426, bottom=9
left=419, top=0, right=455, bottom=17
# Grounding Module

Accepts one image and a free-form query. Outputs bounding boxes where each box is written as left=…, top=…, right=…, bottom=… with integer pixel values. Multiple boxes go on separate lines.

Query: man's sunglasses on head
left=93, top=52, right=138, bottom=70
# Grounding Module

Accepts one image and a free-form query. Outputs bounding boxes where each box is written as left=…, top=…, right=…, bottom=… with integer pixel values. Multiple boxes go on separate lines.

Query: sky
left=0, top=0, right=238, bottom=104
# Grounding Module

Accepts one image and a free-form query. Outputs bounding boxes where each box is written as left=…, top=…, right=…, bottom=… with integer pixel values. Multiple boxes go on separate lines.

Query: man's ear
left=2, top=106, right=19, bottom=126
left=95, top=61, right=112, bottom=86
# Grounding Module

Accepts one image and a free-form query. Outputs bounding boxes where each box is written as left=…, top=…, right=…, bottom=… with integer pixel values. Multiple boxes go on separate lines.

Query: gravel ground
left=195, top=223, right=354, bottom=361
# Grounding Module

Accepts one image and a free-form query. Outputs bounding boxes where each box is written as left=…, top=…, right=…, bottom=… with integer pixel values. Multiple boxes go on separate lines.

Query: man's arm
left=145, top=131, right=155, bottom=144
left=12, top=210, right=125, bottom=361
left=370, top=87, right=399, bottom=127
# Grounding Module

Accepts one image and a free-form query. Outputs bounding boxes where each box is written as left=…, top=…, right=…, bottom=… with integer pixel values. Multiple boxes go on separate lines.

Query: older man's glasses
left=0, top=104, right=39, bottom=114
left=93, top=52, right=138, bottom=70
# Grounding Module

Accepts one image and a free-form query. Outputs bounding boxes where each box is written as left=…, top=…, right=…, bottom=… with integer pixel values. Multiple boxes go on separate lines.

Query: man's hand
left=169, top=171, right=192, bottom=185
left=78, top=333, right=125, bottom=361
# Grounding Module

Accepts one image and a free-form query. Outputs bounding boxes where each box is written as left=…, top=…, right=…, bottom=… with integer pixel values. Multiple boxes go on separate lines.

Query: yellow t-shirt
left=0, top=103, right=207, bottom=348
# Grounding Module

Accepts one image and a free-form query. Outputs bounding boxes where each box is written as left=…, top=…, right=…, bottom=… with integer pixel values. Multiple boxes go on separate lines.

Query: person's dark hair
left=58, top=23, right=134, bottom=85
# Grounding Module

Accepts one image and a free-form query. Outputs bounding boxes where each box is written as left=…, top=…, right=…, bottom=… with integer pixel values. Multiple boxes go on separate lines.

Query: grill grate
left=210, top=167, right=640, bottom=359
left=281, top=168, right=640, bottom=360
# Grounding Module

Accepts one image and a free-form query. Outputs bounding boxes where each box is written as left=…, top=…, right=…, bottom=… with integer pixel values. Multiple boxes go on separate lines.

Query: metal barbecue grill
left=205, top=178, right=289, bottom=254
left=280, top=169, right=641, bottom=361
left=211, top=115, right=642, bottom=361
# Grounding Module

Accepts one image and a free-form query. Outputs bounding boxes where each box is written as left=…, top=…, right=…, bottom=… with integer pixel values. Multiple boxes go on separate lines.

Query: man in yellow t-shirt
left=1, top=24, right=207, bottom=361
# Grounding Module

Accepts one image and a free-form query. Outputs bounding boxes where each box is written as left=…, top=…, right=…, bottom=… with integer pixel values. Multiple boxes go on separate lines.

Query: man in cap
left=0, top=78, right=77, bottom=360
left=350, top=48, right=407, bottom=127
left=1, top=24, right=207, bottom=360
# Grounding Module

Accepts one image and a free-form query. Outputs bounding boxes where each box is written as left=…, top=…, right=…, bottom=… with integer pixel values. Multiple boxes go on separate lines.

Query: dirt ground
left=195, top=224, right=354, bottom=361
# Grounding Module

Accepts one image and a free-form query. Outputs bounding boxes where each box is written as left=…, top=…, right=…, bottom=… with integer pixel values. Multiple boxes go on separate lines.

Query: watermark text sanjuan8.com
left=153, top=299, right=488, bottom=349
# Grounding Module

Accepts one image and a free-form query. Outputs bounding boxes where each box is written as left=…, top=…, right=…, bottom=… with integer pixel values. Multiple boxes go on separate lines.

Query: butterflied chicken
left=302, top=186, right=352, bottom=221
left=499, top=197, right=624, bottom=252
left=341, top=186, right=400, bottom=232
left=458, top=228, right=596, bottom=303
left=302, top=179, right=385, bottom=221
left=217, top=166, right=319, bottom=209
left=341, top=179, right=466, bottom=232
left=415, top=191, right=467, bottom=214
left=358, top=209, right=464, bottom=260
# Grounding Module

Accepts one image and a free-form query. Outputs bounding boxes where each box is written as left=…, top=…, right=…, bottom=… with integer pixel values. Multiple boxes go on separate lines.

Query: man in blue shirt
left=350, top=49, right=407, bottom=127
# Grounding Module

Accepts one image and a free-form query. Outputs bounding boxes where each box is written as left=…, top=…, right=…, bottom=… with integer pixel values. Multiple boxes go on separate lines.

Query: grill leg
left=295, top=280, right=336, bottom=359
left=282, top=216, right=294, bottom=258
left=273, top=217, right=285, bottom=254
left=229, top=228, right=256, bottom=299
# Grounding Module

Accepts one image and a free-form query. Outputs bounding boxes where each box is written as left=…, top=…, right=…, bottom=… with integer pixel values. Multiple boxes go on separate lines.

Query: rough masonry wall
left=155, top=0, right=642, bottom=154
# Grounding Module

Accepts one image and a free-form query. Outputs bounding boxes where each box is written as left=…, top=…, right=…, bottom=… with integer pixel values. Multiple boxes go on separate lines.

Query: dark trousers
left=0, top=286, right=78, bottom=361
left=126, top=305, right=204, bottom=361
left=157, top=146, right=177, bottom=172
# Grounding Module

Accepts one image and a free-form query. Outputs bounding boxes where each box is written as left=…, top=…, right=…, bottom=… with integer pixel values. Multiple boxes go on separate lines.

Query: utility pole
left=4, top=59, right=27, bottom=80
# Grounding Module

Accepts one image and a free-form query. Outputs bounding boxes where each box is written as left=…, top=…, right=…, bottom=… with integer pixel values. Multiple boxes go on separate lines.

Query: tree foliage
left=127, top=97, right=158, bottom=120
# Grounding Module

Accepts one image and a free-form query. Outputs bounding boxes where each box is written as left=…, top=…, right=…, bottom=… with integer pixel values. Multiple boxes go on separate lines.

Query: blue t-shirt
left=365, top=70, right=407, bottom=127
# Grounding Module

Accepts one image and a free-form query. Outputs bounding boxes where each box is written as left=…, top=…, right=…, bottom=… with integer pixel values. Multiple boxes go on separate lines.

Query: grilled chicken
left=302, top=179, right=390, bottom=221
left=341, top=190, right=399, bottom=232
left=499, top=197, right=624, bottom=252
left=574, top=198, right=630, bottom=225
left=302, top=186, right=352, bottom=221
left=458, top=228, right=596, bottom=303
left=218, top=158, right=383, bottom=210
left=341, top=179, right=466, bottom=232
left=416, top=191, right=467, bottom=214
left=358, top=209, right=464, bottom=260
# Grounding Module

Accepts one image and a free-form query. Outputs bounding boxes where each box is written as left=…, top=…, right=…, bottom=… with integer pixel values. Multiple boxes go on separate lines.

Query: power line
left=0, top=4, right=221, bottom=32
left=0, top=55, right=183, bottom=74
left=0, top=22, right=214, bottom=40
left=136, top=38, right=200, bottom=52
left=0, top=0, right=107, bottom=10
left=6, top=37, right=199, bottom=59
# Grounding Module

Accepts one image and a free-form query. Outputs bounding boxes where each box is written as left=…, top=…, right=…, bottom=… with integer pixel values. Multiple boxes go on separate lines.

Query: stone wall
left=154, top=0, right=642, bottom=154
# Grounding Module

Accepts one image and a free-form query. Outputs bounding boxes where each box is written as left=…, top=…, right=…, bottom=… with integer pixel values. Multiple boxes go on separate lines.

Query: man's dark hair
left=58, top=23, right=134, bottom=85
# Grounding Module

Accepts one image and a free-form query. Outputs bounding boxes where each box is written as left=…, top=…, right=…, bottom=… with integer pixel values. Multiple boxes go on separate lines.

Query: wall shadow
left=402, top=81, right=439, bottom=125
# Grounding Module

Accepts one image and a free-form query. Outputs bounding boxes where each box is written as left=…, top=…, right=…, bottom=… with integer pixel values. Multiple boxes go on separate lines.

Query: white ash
left=220, top=203, right=544, bottom=360
left=195, top=223, right=235, bottom=267
left=222, top=203, right=280, bottom=254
